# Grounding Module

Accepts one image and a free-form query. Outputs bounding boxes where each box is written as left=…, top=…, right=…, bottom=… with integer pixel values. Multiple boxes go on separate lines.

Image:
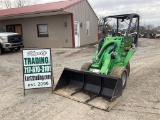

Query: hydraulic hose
left=97, top=42, right=117, bottom=59
left=98, top=37, right=105, bottom=52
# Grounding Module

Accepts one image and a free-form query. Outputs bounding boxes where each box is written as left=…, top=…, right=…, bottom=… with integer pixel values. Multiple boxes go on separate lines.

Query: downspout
left=71, top=13, right=75, bottom=48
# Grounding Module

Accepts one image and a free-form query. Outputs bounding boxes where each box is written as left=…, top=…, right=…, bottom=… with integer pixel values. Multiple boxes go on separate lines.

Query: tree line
left=0, top=0, right=38, bottom=9
left=98, top=16, right=160, bottom=36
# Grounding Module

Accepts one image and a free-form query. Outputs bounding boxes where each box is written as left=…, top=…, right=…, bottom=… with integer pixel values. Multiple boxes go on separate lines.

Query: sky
left=39, top=0, right=160, bottom=26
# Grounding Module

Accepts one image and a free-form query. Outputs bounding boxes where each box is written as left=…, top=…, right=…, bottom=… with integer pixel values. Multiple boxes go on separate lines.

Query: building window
left=6, top=24, right=23, bottom=35
left=86, top=21, right=90, bottom=36
left=0, top=27, right=5, bottom=32
left=37, top=24, right=49, bottom=37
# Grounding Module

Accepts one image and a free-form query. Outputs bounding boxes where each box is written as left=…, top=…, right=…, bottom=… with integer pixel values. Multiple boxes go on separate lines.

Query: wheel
left=10, top=48, right=15, bottom=51
left=81, top=62, right=92, bottom=71
left=0, top=45, right=2, bottom=55
left=110, top=67, right=128, bottom=90
left=112, top=33, right=122, bottom=37
left=15, top=47, right=21, bottom=51
left=126, top=62, right=130, bottom=76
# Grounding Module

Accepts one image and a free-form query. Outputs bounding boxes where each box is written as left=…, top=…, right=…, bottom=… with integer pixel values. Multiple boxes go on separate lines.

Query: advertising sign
left=22, top=49, right=53, bottom=94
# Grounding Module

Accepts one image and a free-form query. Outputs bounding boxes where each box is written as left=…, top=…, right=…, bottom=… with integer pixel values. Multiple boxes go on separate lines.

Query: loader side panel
left=101, top=77, right=117, bottom=98
left=123, top=48, right=137, bottom=66
left=54, top=70, right=71, bottom=91
left=111, top=78, right=122, bottom=102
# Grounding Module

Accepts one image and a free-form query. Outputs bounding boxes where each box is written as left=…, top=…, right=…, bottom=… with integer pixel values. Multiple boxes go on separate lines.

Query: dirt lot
left=0, top=38, right=160, bottom=120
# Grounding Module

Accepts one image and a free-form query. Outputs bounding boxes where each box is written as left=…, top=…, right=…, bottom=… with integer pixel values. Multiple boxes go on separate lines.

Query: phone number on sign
left=24, top=65, right=51, bottom=74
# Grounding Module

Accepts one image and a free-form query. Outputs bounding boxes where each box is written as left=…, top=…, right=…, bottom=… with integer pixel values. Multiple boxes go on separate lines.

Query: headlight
left=0, top=37, right=8, bottom=42
left=93, top=69, right=100, bottom=74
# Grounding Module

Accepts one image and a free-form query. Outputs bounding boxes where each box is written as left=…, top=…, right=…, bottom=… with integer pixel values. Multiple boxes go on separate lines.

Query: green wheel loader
left=54, top=13, right=140, bottom=111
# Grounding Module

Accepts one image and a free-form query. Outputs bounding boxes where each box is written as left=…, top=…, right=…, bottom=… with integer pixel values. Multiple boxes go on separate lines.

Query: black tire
left=15, top=47, right=21, bottom=51
left=10, top=48, right=15, bottom=51
left=126, top=62, right=130, bottom=76
left=0, top=45, right=2, bottom=55
left=81, top=62, right=92, bottom=71
left=110, top=67, right=128, bottom=90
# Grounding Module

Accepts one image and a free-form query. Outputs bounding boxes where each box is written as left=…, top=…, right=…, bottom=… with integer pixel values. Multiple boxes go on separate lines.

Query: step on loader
left=54, top=13, right=140, bottom=111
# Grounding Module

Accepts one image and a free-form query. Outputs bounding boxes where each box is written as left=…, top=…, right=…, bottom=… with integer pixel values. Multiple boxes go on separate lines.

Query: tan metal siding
left=65, top=0, right=98, bottom=46
left=0, top=14, right=72, bottom=48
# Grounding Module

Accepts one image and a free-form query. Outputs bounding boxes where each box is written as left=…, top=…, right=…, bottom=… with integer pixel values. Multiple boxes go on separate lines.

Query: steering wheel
left=112, top=33, right=122, bottom=37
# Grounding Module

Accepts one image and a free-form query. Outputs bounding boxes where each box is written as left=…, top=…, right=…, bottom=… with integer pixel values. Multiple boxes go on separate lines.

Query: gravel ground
left=0, top=38, right=160, bottom=120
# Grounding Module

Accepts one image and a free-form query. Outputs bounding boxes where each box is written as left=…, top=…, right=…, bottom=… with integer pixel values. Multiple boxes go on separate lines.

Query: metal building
left=0, top=0, right=98, bottom=48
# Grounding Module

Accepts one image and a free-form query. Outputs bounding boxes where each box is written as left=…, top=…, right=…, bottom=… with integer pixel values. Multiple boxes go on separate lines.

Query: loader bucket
left=54, top=68, right=122, bottom=111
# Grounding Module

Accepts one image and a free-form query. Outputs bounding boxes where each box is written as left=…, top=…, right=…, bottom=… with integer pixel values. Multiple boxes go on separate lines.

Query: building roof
left=0, top=0, right=84, bottom=17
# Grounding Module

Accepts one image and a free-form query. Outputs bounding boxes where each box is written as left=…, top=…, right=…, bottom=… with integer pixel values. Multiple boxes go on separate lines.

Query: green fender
left=124, top=47, right=137, bottom=66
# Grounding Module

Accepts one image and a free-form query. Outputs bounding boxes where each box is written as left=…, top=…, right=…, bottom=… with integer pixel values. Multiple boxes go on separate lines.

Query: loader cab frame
left=102, top=13, right=140, bottom=46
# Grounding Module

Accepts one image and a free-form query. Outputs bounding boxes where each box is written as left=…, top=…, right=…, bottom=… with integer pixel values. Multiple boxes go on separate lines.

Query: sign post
left=22, top=49, right=54, bottom=95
